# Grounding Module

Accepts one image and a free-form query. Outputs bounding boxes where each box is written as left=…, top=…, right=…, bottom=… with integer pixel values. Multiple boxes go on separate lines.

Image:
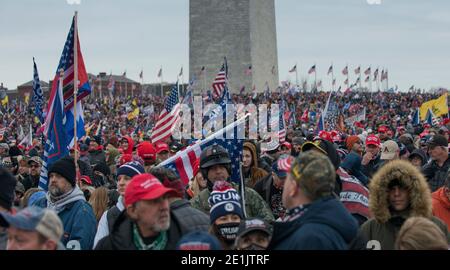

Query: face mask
left=217, top=222, right=240, bottom=243
left=241, top=243, right=267, bottom=251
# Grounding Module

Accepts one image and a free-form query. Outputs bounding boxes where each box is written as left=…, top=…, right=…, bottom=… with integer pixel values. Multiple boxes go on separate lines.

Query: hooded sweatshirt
left=121, top=136, right=134, bottom=155
left=359, top=160, right=449, bottom=250
left=269, top=196, right=358, bottom=250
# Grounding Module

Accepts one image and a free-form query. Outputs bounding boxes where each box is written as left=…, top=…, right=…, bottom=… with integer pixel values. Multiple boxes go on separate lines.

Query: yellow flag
left=24, top=93, right=30, bottom=105
left=132, top=99, right=137, bottom=107
left=1, top=95, right=8, bottom=106
left=34, top=116, right=40, bottom=124
left=127, top=107, right=140, bottom=120
left=420, top=93, right=448, bottom=120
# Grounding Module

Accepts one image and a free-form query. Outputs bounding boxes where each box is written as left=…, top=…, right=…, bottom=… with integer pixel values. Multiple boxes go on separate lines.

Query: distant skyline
left=1, top=0, right=449, bottom=92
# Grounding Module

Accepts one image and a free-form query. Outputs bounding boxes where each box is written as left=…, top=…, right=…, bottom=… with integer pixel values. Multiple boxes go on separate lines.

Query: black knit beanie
left=0, top=167, right=17, bottom=210
left=48, top=156, right=76, bottom=187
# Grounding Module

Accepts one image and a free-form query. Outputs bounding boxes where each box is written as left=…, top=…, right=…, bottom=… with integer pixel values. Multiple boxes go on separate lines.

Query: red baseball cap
left=318, top=131, right=333, bottom=142
left=125, top=173, right=177, bottom=207
left=137, top=141, right=156, bottom=162
left=378, top=126, right=388, bottom=133
left=281, top=142, right=292, bottom=150
left=80, top=175, right=93, bottom=186
left=365, top=134, right=381, bottom=147
left=155, top=142, right=169, bottom=154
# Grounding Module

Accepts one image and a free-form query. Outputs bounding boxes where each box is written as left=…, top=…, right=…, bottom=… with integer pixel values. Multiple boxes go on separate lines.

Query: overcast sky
left=1, top=0, right=449, bottom=91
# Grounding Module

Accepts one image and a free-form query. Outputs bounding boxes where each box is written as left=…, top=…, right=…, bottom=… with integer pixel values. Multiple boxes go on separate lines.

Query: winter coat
left=33, top=195, right=97, bottom=250
left=122, top=136, right=134, bottom=155
left=340, top=152, right=368, bottom=186
left=269, top=196, right=358, bottom=250
left=170, top=199, right=210, bottom=233
left=20, top=174, right=39, bottom=191
left=95, top=205, right=199, bottom=250
left=191, top=183, right=275, bottom=223
left=243, top=142, right=269, bottom=188
left=432, top=187, right=450, bottom=230
left=359, top=160, right=450, bottom=250
left=409, top=149, right=427, bottom=166
left=88, top=147, right=107, bottom=167
left=422, top=154, right=450, bottom=192
left=361, top=154, right=381, bottom=179
left=253, top=173, right=286, bottom=220
left=93, top=196, right=125, bottom=248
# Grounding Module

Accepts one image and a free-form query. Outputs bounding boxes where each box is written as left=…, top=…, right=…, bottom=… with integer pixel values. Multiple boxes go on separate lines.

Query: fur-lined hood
left=369, top=160, right=432, bottom=223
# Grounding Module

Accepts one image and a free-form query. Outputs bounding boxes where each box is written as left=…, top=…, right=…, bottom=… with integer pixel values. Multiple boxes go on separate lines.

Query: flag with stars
left=158, top=116, right=246, bottom=185
left=39, top=73, right=69, bottom=191
left=45, top=15, right=90, bottom=147
left=151, top=82, right=180, bottom=143
left=32, top=58, right=45, bottom=123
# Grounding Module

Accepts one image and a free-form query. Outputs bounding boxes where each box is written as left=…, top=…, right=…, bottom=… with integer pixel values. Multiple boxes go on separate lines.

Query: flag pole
left=346, top=63, right=349, bottom=91
left=203, top=67, right=206, bottom=97
left=295, top=62, right=299, bottom=88
left=314, top=63, right=317, bottom=91
left=331, top=62, right=334, bottom=92
left=160, top=66, right=163, bottom=97
left=73, top=11, right=80, bottom=185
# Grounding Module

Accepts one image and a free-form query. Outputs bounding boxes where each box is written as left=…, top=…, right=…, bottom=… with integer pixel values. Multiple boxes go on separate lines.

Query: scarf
left=132, top=224, right=167, bottom=250
left=46, top=186, right=86, bottom=213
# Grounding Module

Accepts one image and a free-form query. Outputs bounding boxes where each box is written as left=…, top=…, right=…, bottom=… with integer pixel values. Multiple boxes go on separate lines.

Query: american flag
left=364, top=67, right=371, bottom=75
left=47, top=16, right=91, bottom=114
left=289, top=65, right=297, bottom=73
left=373, top=68, right=379, bottom=81
left=151, top=83, right=180, bottom=144
left=45, top=14, right=90, bottom=147
left=158, top=116, right=246, bottom=185
left=212, top=60, right=227, bottom=99
left=365, top=76, right=370, bottom=82
left=354, top=66, right=361, bottom=74
left=342, top=66, right=348, bottom=75
left=308, top=65, right=316, bottom=74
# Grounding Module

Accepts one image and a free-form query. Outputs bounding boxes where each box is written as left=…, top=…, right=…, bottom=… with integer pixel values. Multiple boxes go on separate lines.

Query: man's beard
left=151, top=215, right=170, bottom=232
left=49, top=186, right=66, bottom=198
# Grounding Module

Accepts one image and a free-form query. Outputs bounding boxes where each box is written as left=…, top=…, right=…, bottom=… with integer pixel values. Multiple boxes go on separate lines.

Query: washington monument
left=189, top=0, right=279, bottom=94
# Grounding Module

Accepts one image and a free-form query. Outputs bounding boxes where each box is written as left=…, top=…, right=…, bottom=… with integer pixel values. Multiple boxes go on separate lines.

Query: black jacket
left=95, top=199, right=209, bottom=250
left=422, top=154, right=450, bottom=192
left=361, top=154, right=381, bottom=179
left=20, top=174, right=40, bottom=191
left=253, top=173, right=273, bottom=204
left=170, top=199, right=210, bottom=233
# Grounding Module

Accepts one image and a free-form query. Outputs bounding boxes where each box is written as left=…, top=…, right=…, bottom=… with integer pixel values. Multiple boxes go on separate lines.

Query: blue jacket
left=269, top=196, right=358, bottom=250
left=34, top=197, right=97, bottom=250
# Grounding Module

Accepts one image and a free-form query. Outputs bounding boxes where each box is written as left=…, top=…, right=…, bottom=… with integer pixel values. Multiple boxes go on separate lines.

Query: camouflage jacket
left=191, top=183, right=275, bottom=223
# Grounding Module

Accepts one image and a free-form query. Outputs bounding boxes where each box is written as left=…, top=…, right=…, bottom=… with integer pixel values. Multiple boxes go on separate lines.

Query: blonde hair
left=190, top=173, right=206, bottom=198
left=88, top=187, right=109, bottom=223
left=396, top=217, right=448, bottom=250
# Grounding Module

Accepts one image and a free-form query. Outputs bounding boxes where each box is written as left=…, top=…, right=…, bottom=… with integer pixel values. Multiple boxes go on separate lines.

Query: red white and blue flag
left=158, top=116, right=245, bottom=185
left=44, top=15, right=91, bottom=147
left=151, top=82, right=180, bottom=144
left=212, top=59, right=227, bottom=99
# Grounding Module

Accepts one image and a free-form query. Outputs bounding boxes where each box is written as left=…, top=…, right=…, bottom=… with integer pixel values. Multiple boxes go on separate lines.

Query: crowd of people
left=0, top=89, right=449, bottom=250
